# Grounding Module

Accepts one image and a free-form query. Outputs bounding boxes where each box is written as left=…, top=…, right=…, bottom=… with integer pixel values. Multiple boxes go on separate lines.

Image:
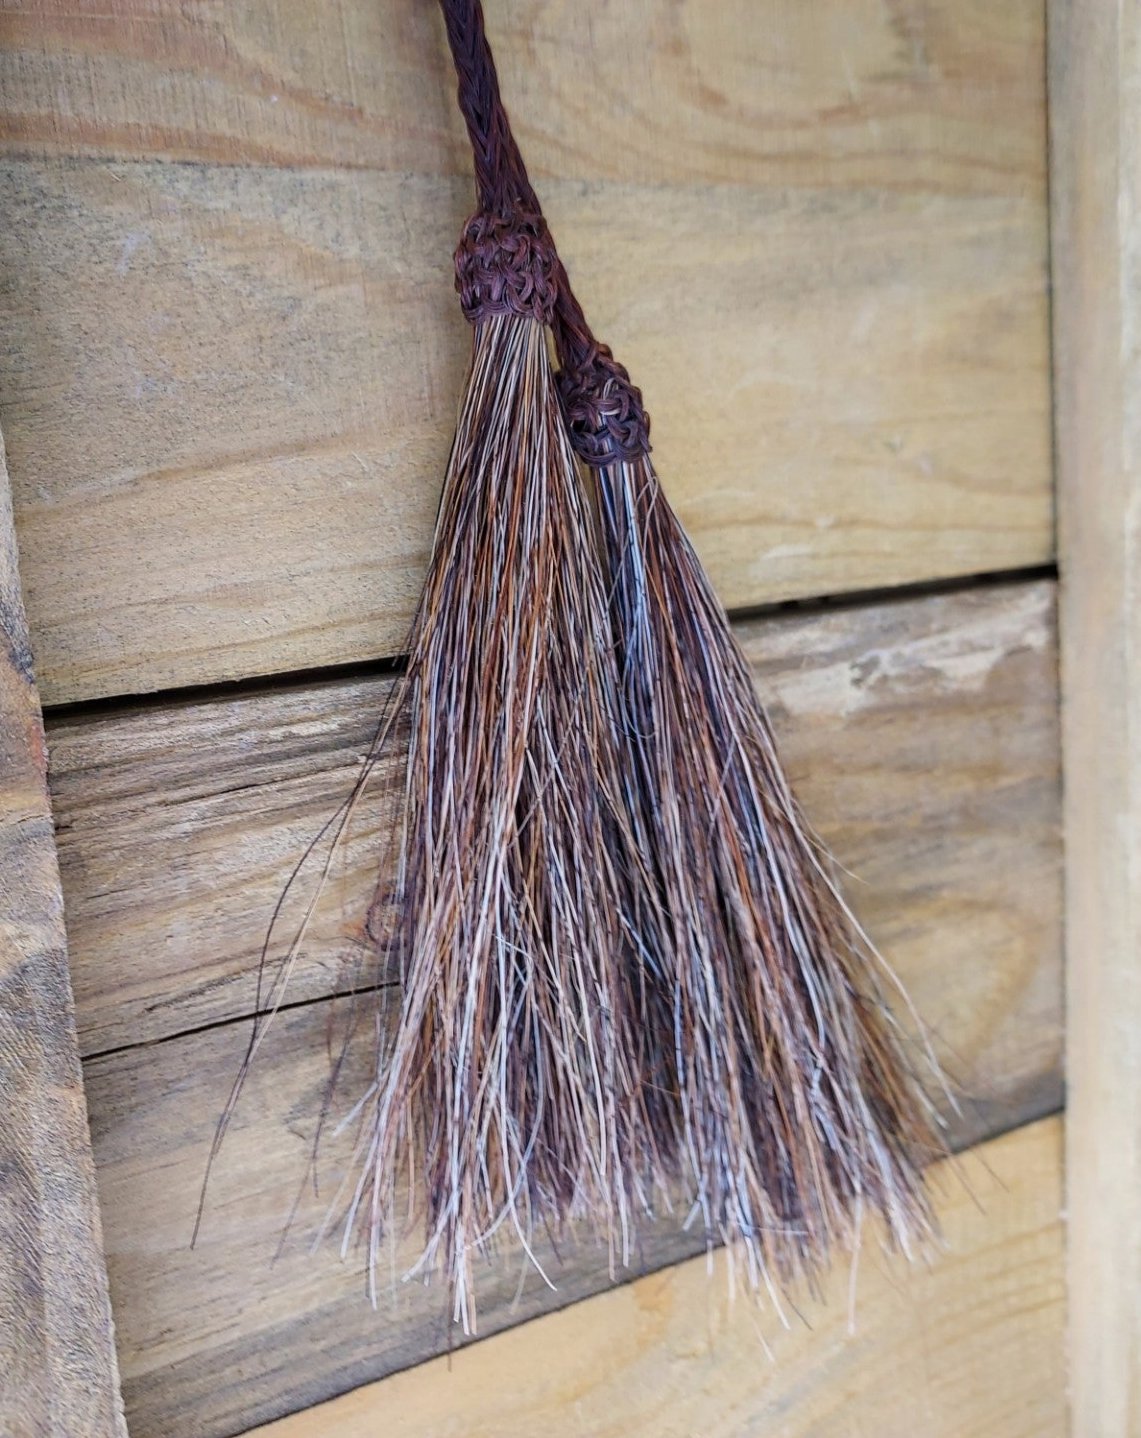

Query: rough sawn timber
left=0, top=435, right=125, bottom=1436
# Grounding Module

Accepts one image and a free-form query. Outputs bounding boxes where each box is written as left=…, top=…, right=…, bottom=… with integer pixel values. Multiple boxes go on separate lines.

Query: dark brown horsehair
left=433, top=0, right=944, bottom=1304
left=208, top=0, right=943, bottom=1330
left=343, top=310, right=677, bottom=1332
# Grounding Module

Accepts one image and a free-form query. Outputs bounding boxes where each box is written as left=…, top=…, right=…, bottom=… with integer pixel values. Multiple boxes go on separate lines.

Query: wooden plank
left=85, top=1004, right=1063, bottom=1438
left=246, top=1116, right=1066, bottom=1438
left=0, top=0, right=1046, bottom=197
left=52, top=580, right=1063, bottom=1068
left=1049, top=2, right=1141, bottom=1431
left=0, top=434, right=125, bottom=1434
left=78, top=582, right=1063, bottom=1438
left=0, top=157, right=1050, bottom=704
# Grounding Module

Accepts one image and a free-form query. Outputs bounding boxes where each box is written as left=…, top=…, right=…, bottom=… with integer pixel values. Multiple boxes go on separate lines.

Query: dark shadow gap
left=46, top=562, right=1058, bottom=725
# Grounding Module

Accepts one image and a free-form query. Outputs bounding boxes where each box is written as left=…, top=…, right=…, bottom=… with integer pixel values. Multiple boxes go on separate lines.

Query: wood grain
left=77, top=580, right=1063, bottom=1438
left=0, top=0, right=1046, bottom=197
left=1049, top=2, right=1141, bottom=1431
left=0, top=435, right=125, bottom=1435
left=247, top=1116, right=1066, bottom=1438
left=0, top=159, right=1050, bottom=704
left=52, top=581, right=1063, bottom=1077
left=85, top=1010, right=1062, bottom=1438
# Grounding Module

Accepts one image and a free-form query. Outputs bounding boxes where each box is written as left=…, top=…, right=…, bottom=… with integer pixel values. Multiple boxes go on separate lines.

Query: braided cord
left=438, top=0, right=651, bottom=462
left=439, top=0, right=539, bottom=215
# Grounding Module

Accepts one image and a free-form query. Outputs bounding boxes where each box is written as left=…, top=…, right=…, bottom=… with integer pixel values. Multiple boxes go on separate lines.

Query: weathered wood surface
left=0, top=2, right=1051, bottom=705
left=0, top=0, right=1046, bottom=194
left=0, top=440, right=125, bottom=1435
left=1, top=161, right=1050, bottom=706
left=77, top=580, right=1062, bottom=1438
left=247, top=1116, right=1066, bottom=1438
left=52, top=580, right=1063, bottom=1073
left=1049, top=2, right=1141, bottom=1431
left=86, top=1002, right=1062, bottom=1438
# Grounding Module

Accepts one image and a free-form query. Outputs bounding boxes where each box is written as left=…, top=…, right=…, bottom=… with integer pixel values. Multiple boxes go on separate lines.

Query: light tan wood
left=257, top=1118, right=1068, bottom=1438
left=86, top=1003, right=1061, bottom=1438
left=0, top=437, right=125, bottom=1436
left=51, top=581, right=1063, bottom=1069
left=1049, top=2, right=1141, bottom=1431
left=0, top=0, right=1046, bottom=196
left=76, top=581, right=1062, bottom=1438
left=1, top=157, right=1049, bottom=704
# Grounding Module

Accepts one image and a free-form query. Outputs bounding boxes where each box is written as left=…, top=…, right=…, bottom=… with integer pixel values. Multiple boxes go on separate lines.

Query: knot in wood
left=454, top=209, right=559, bottom=325
left=556, top=350, right=652, bottom=466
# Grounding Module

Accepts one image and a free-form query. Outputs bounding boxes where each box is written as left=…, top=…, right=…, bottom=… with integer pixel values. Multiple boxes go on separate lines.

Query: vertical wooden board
left=1049, top=0, right=1141, bottom=1430
left=0, top=159, right=1050, bottom=703
left=246, top=1118, right=1067, bottom=1438
left=0, top=0, right=1047, bottom=196
left=0, top=436, right=125, bottom=1436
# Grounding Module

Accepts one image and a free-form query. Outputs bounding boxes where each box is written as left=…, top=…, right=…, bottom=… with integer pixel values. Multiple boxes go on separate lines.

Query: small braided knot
left=455, top=208, right=559, bottom=326
left=556, top=349, right=652, bottom=466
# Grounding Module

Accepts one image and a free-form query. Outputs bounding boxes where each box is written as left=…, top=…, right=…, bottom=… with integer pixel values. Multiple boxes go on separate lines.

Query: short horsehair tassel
left=440, top=0, right=942, bottom=1297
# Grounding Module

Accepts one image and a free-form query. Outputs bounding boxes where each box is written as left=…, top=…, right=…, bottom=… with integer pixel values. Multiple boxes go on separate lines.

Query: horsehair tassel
left=441, top=0, right=944, bottom=1296
left=310, top=0, right=685, bottom=1334
left=199, top=0, right=675, bottom=1332
left=206, top=0, right=942, bottom=1329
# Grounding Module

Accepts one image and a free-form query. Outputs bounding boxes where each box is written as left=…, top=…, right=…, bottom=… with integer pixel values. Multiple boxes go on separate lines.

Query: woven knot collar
left=556, top=350, right=652, bottom=466
left=455, top=208, right=559, bottom=326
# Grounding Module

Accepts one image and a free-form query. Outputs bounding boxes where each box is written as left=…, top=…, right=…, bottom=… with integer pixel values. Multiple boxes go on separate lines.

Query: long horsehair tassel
left=327, top=3, right=681, bottom=1331
left=345, top=300, right=651, bottom=1333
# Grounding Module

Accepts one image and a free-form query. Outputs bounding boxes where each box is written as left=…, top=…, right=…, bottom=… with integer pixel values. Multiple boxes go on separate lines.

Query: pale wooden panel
left=78, top=582, right=1062, bottom=1438
left=0, top=437, right=125, bottom=1436
left=248, top=1116, right=1065, bottom=1438
left=85, top=997, right=1061, bottom=1438
left=1049, top=2, right=1141, bottom=1432
left=0, top=0, right=1046, bottom=198
left=0, top=160, right=1050, bottom=704
left=52, top=581, right=1063, bottom=1079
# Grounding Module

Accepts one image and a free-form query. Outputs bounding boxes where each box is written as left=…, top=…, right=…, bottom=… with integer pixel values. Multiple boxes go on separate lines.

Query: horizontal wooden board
left=248, top=1116, right=1065, bottom=1438
left=0, top=0, right=1046, bottom=197
left=52, top=581, right=1063, bottom=1073
left=79, top=580, right=1063, bottom=1438
left=0, top=159, right=1050, bottom=704
left=85, top=1021, right=1062, bottom=1438
left=85, top=1015, right=1063, bottom=1438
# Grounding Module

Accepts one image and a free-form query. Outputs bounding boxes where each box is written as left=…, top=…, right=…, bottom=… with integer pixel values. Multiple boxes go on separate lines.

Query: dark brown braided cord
left=440, top=0, right=556, bottom=325
left=439, top=0, right=651, bottom=461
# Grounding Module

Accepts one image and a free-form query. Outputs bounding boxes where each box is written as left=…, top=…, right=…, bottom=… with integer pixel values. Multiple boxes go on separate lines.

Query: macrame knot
left=556, top=349, right=652, bottom=466
left=455, top=208, right=559, bottom=325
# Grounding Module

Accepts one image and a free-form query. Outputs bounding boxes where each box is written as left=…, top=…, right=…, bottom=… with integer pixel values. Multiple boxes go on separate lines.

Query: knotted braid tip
left=556, top=349, right=652, bottom=466
left=455, top=208, right=559, bottom=326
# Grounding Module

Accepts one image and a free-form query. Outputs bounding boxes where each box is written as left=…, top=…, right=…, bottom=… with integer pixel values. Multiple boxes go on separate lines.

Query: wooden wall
left=0, top=2, right=1060, bottom=1435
